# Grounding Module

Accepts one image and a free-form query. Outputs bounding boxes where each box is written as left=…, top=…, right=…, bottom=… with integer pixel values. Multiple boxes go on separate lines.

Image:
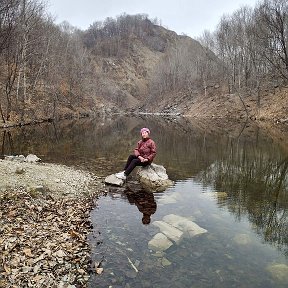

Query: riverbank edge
left=0, top=112, right=288, bottom=130
left=1, top=111, right=287, bottom=130
left=0, top=111, right=92, bottom=129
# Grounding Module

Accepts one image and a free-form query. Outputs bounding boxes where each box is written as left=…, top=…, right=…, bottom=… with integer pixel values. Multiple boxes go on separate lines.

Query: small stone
left=152, top=251, right=165, bottom=257
left=15, top=166, right=25, bottom=174
left=25, top=154, right=41, bottom=163
left=161, top=257, right=172, bottom=266
left=15, top=155, right=26, bottom=162
left=215, top=192, right=228, bottom=198
left=134, top=260, right=140, bottom=267
left=34, top=186, right=45, bottom=192
left=5, top=155, right=15, bottom=161
left=233, top=234, right=251, bottom=245
left=125, top=270, right=137, bottom=278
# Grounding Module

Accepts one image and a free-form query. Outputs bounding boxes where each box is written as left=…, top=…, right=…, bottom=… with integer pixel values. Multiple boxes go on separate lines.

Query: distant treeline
left=83, top=14, right=165, bottom=56
left=0, top=0, right=287, bottom=123
left=198, top=0, right=288, bottom=101
left=0, top=0, right=96, bottom=123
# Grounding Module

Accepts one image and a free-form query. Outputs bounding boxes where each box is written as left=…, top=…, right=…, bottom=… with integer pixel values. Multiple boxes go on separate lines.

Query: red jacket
left=134, top=138, right=156, bottom=163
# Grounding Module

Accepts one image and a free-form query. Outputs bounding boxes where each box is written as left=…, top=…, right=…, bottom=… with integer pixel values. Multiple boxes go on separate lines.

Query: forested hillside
left=0, top=0, right=287, bottom=127
left=196, top=0, right=288, bottom=122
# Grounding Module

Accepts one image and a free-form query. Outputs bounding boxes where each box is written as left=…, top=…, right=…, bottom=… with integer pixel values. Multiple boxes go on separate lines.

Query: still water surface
left=1, top=116, right=288, bottom=287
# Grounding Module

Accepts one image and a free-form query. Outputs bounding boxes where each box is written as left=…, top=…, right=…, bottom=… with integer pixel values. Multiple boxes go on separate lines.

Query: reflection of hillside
left=1, top=116, right=285, bottom=178
left=197, top=146, right=288, bottom=254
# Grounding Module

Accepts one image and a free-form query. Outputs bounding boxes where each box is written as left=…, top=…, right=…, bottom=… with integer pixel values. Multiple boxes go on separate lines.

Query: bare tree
left=254, top=0, right=288, bottom=81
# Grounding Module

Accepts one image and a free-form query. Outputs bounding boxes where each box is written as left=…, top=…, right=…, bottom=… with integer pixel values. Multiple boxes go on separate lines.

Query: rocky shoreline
left=0, top=158, right=104, bottom=287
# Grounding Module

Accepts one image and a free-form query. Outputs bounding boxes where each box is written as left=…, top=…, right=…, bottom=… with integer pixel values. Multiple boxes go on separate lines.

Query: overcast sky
left=47, top=0, right=259, bottom=38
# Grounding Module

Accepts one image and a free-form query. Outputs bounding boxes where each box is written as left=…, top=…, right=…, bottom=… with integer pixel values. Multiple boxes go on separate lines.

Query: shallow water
left=1, top=115, right=288, bottom=287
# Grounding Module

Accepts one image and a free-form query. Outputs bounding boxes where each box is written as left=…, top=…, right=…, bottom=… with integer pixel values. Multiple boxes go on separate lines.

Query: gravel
left=0, top=159, right=98, bottom=198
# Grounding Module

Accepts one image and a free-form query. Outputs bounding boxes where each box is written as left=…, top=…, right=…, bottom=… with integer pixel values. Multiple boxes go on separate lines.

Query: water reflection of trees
left=1, top=116, right=288, bottom=252
left=0, top=116, right=224, bottom=176
left=197, top=143, right=288, bottom=254
left=1, top=115, right=285, bottom=178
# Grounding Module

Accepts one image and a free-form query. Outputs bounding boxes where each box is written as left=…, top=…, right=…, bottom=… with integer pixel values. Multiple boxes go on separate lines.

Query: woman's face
left=141, top=131, right=149, bottom=138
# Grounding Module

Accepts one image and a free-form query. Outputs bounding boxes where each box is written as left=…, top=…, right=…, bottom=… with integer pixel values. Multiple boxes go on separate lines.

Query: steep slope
left=90, top=38, right=163, bottom=109
left=83, top=16, right=211, bottom=111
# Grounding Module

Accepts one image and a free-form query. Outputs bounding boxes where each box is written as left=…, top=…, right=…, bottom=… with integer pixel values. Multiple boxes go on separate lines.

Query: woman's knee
left=128, top=155, right=137, bottom=161
left=131, top=159, right=141, bottom=166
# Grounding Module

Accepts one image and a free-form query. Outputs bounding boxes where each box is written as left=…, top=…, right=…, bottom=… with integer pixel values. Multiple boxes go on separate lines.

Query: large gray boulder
left=137, top=163, right=174, bottom=192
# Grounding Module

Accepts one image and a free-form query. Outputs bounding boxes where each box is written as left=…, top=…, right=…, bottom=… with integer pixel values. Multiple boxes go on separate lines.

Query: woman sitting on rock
left=115, top=127, right=156, bottom=180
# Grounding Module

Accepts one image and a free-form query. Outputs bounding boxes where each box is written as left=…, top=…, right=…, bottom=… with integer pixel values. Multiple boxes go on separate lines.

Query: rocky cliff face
left=84, top=19, right=211, bottom=112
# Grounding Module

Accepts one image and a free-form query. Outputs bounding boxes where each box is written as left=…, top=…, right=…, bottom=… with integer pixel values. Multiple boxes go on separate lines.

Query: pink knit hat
left=140, top=127, right=150, bottom=134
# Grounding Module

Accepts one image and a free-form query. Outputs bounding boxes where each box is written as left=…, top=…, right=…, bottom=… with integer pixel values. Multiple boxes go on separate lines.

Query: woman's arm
left=134, top=141, right=141, bottom=157
left=146, top=140, right=156, bottom=162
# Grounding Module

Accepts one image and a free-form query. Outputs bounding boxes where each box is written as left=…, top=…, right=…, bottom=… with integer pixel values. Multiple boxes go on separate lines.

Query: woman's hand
left=138, top=156, right=148, bottom=162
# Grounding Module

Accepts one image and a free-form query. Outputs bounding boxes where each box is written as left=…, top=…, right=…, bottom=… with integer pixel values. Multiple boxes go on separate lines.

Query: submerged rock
left=162, top=214, right=207, bottom=237
left=157, top=192, right=182, bottom=205
left=266, top=263, right=288, bottom=283
left=137, top=163, right=174, bottom=192
left=149, top=214, right=208, bottom=252
left=104, top=174, right=125, bottom=186
left=152, top=221, right=183, bottom=244
left=233, top=233, right=251, bottom=245
left=161, top=257, right=172, bottom=266
left=148, top=233, right=173, bottom=252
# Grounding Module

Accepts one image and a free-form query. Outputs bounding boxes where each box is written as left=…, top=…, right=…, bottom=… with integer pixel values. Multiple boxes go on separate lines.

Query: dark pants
left=124, top=155, right=150, bottom=176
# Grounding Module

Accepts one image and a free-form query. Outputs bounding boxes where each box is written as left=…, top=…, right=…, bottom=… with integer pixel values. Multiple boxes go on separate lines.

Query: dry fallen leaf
left=54, top=249, right=66, bottom=258
left=95, top=267, right=104, bottom=275
left=4, top=264, right=11, bottom=274
left=0, top=189, right=95, bottom=287
left=77, top=268, right=86, bottom=274
left=33, top=275, right=43, bottom=282
left=23, top=248, right=33, bottom=257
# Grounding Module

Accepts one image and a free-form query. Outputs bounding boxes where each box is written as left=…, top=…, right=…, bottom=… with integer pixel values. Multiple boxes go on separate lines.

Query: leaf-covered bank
left=0, top=160, right=104, bottom=287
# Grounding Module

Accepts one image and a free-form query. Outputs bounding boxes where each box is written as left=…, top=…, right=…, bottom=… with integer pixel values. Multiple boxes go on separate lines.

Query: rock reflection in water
left=125, top=186, right=157, bottom=225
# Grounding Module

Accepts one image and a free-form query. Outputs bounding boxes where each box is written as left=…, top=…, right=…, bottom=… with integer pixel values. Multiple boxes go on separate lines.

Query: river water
left=1, top=115, right=288, bottom=287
